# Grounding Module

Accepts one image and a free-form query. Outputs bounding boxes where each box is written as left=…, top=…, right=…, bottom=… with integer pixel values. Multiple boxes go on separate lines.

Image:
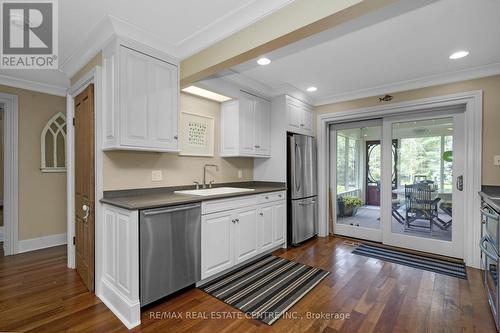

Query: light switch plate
left=238, top=170, right=243, bottom=179
left=152, top=170, right=163, bottom=181
left=494, top=155, right=500, bottom=166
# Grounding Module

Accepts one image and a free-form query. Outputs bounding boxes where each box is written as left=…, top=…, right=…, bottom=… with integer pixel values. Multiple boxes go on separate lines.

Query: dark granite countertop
left=100, top=181, right=287, bottom=210
left=479, top=185, right=500, bottom=213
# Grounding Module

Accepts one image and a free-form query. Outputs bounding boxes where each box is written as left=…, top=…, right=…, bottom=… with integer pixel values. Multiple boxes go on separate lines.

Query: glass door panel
left=382, top=112, right=464, bottom=258
left=330, top=121, right=383, bottom=242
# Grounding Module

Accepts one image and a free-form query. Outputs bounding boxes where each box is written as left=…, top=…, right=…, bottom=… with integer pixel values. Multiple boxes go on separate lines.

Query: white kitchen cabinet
left=286, top=96, right=313, bottom=135
left=273, top=201, right=286, bottom=245
left=233, top=208, right=259, bottom=264
left=201, top=191, right=286, bottom=280
left=258, top=205, right=274, bottom=253
left=103, top=38, right=179, bottom=152
left=220, top=92, right=271, bottom=157
left=201, top=210, right=234, bottom=279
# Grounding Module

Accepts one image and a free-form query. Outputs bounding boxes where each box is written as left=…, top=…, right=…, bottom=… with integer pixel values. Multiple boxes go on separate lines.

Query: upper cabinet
left=102, top=38, right=179, bottom=152
left=286, top=96, right=313, bottom=136
left=220, top=92, right=271, bottom=158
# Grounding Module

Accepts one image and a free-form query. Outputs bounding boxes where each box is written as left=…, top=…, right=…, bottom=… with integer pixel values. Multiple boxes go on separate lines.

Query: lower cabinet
left=234, top=208, right=259, bottom=264
left=201, top=192, right=286, bottom=280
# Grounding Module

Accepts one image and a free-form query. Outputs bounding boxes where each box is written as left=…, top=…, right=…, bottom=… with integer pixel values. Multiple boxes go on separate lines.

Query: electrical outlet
left=238, top=170, right=243, bottom=179
left=494, top=155, right=500, bottom=166
left=152, top=170, right=163, bottom=182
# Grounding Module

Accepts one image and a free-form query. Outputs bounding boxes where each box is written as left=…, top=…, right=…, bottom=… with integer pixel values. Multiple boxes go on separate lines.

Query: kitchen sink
left=174, top=187, right=255, bottom=196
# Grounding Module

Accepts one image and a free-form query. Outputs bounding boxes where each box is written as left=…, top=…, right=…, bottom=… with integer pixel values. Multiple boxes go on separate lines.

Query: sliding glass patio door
left=330, top=110, right=465, bottom=258
left=381, top=111, right=465, bottom=258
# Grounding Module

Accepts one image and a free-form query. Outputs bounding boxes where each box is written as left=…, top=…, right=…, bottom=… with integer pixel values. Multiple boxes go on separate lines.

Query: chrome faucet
left=203, top=164, right=219, bottom=189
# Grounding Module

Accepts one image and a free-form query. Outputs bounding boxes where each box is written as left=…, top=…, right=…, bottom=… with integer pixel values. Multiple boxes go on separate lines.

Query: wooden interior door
left=74, top=84, right=95, bottom=291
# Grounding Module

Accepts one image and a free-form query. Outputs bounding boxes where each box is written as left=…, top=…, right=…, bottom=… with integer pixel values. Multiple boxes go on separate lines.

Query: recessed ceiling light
left=306, top=86, right=318, bottom=92
left=449, top=50, right=469, bottom=60
left=257, top=57, right=271, bottom=66
left=182, top=86, right=232, bottom=102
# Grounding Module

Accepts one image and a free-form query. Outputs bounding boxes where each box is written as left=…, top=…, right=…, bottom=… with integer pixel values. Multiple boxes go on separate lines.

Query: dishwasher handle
left=142, top=203, right=201, bottom=216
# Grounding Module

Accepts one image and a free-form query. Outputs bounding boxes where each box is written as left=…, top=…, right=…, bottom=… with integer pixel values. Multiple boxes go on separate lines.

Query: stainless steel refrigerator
left=287, top=133, right=318, bottom=246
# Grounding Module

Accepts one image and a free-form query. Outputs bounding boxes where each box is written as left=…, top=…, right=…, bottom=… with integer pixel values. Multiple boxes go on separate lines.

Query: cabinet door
left=201, top=211, right=234, bottom=279
left=220, top=101, right=239, bottom=156
left=287, top=102, right=302, bottom=131
left=254, top=97, right=271, bottom=156
left=120, top=46, right=151, bottom=147
left=234, top=208, right=258, bottom=264
left=273, top=201, right=286, bottom=246
left=302, top=107, right=313, bottom=133
left=239, top=97, right=256, bottom=154
left=148, top=58, right=178, bottom=150
left=258, top=205, right=274, bottom=253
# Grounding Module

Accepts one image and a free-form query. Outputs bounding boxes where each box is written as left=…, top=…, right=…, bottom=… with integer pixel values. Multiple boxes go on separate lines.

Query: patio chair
left=404, top=183, right=441, bottom=235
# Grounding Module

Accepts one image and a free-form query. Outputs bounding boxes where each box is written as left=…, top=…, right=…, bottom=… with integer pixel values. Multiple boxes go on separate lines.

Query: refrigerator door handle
left=295, top=143, right=301, bottom=192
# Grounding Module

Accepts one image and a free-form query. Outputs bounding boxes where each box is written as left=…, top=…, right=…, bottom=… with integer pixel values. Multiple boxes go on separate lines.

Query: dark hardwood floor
left=0, top=236, right=496, bottom=332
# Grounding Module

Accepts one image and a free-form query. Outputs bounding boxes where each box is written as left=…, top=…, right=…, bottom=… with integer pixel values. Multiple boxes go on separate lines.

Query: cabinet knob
left=265, top=196, right=269, bottom=200
left=278, top=194, right=282, bottom=198
left=260, top=212, right=264, bottom=216
left=232, top=219, right=235, bottom=223
left=173, top=135, right=178, bottom=140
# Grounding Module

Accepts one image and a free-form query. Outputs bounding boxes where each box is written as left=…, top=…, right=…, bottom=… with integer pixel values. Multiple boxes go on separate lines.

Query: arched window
left=41, top=112, right=66, bottom=172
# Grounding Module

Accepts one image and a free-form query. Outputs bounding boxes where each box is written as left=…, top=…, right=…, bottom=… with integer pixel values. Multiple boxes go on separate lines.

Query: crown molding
left=60, top=15, right=179, bottom=79
left=315, top=62, right=500, bottom=106
left=271, top=83, right=316, bottom=106
left=0, top=74, right=68, bottom=96
left=175, top=0, right=295, bottom=59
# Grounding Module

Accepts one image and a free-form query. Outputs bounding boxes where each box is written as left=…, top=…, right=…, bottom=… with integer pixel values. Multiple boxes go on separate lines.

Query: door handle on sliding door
left=456, top=175, right=464, bottom=191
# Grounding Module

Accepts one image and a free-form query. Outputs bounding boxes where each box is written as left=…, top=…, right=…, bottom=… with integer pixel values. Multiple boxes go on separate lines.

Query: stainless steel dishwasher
left=140, top=203, right=201, bottom=306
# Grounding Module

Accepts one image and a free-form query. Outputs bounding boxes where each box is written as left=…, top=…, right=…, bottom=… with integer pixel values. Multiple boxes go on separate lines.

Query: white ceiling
left=0, top=0, right=295, bottom=94
left=227, top=0, right=500, bottom=105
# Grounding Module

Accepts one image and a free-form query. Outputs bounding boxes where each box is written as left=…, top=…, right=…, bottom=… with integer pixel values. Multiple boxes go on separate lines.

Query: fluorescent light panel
left=182, top=86, right=232, bottom=102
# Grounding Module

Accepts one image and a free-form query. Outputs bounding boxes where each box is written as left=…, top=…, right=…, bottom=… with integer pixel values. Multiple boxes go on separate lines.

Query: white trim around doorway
left=66, top=67, right=104, bottom=298
left=317, top=90, right=483, bottom=268
left=0, top=93, right=19, bottom=256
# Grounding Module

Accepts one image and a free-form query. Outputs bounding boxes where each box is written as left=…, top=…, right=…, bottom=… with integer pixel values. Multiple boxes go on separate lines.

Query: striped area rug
left=199, top=255, right=330, bottom=325
left=352, top=243, right=467, bottom=279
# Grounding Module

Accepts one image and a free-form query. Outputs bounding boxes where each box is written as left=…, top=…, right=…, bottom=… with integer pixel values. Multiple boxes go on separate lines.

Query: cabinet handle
left=173, top=135, right=178, bottom=140
left=260, top=212, right=264, bottom=216
left=232, top=219, right=235, bottom=223
left=254, top=145, right=260, bottom=148
left=265, top=196, right=269, bottom=200
left=235, top=218, right=239, bottom=223
left=278, top=194, right=282, bottom=198
left=300, top=124, right=304, bottom=127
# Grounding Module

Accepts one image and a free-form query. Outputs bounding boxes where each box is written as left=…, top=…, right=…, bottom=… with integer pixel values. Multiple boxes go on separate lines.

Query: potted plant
left=342, top=197, right=363, bottom=217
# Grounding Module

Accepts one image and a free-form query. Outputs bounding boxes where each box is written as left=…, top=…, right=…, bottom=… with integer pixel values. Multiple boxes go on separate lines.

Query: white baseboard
left=98, top=278, right=141, bottom=329
left=0, top=226, right=4, bottom=241
left=18, top=233, right=67, bottom=253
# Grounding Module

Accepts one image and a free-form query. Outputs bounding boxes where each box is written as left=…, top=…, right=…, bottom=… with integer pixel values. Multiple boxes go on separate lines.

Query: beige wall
left=103, top=92, right=254, bottom=190
left=315, top=74, right=500, bottom=186
left=70, top=52, right=103, bottom=86
left=0, top=85, right=67, bottom=240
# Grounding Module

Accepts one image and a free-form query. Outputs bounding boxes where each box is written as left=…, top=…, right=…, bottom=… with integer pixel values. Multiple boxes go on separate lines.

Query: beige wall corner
left=70, top=52, right=103, bottom=86
left=0, top=85, right=67, bottom=240
left=315, top=74, right=500, bottom=186
left=179, top=0, right=408, bottom=86
left=103, top=93, right=254, bottom=190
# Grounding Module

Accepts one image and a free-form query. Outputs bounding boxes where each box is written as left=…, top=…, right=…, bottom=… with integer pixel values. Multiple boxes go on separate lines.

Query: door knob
left=82, top=204, right=90, bottom=221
